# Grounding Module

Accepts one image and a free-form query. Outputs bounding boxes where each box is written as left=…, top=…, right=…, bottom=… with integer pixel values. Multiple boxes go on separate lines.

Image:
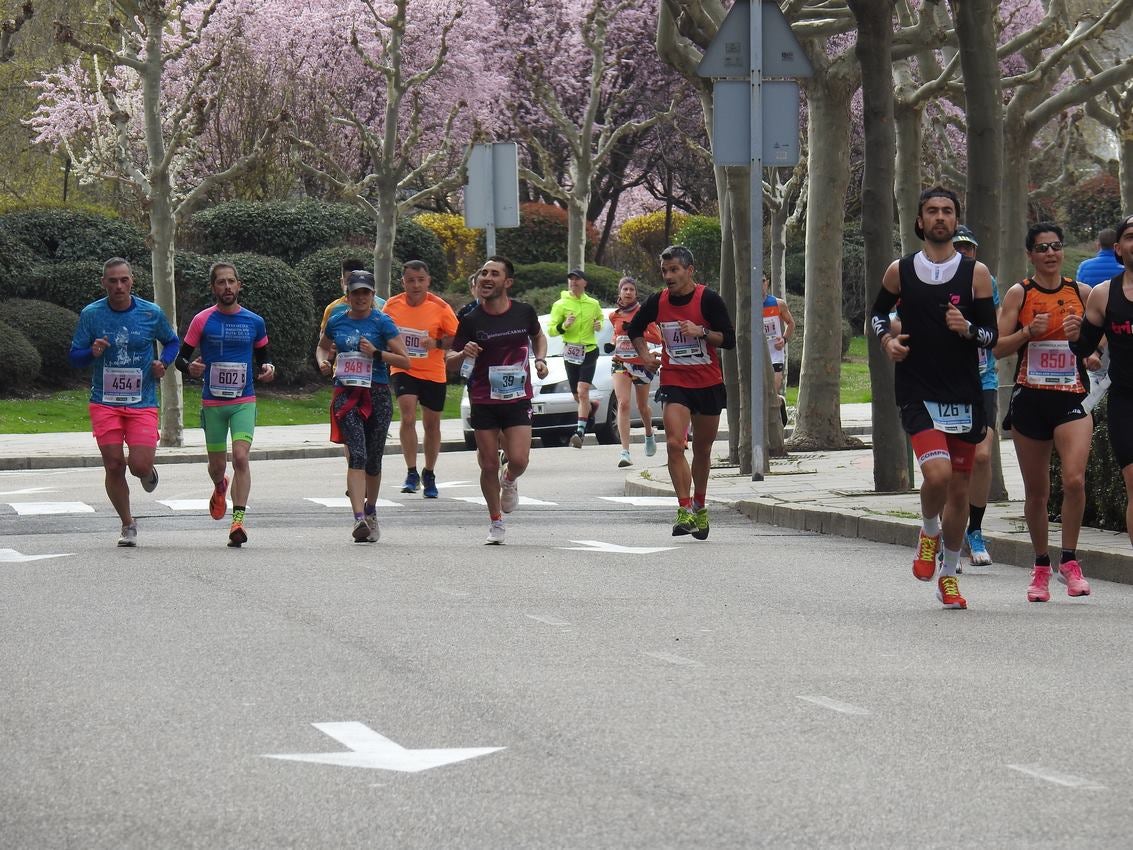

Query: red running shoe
left=209, top=476, right=229, bottom=520
left=913, top=530, right=940, bottom=581
left=936, top=575, right=967, bottom=609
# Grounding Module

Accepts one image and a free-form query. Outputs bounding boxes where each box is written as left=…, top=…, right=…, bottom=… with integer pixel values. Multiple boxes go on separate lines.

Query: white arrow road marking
left=600, top=496, right=677, bottom=506
left=450, top=496, right=558, bottom=507
left=525, top=614, right=571, bottom=627
left=437, top=480, right=475, bottom=489
left=0, top=487, right=56, bottom=496
left=7, top=502, right=94, bottom=516
left=797, top=696, right=870, bottom=716
left=1007, top=764, right=1106, bottom=789
left=305, top=498, right=402, bottom=509
left=560, top=540, right=676, bottom=554
left=644, top=651, right=703, bottom=667
left=264, top=722, right=504, bottom=773
left=0, top=548, right=72, bottom=562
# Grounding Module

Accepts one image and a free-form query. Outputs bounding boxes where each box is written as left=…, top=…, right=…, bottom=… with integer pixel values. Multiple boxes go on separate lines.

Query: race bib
left=659, top=322, right=709, bottom=364
left=335, top=351, right=373, bottom=387
left=763, top=315, right=781, bottom=340
left=563, top=342, right=586, bottom=365
left=208, top=361, right=247, bottom=398
left=488, top=364, right=527, bottom=400
left=613, top=335, right=638, bottom=360
left=399, top=326, right=429, bottom=359
left=924, top=401, right=972, bottom=434
left=102, top=367, right=143, bottom=404
left=1025, top=340, right=1077, bottom=387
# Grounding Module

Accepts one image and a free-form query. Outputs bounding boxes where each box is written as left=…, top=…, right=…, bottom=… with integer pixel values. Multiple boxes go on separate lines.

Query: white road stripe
left=305, top=498, right=402, bottom=508
left=1006, top=764, right=1106, bottom=789
left=796, top=695, right=870, bottom=715
left=0, top=487, right=56, bottom=496
left=525, top=614, right=571, bottom=627
left=159, top=499, right=218, bottom=511
left=644, top=651, right=702, bottom=667
left=0, top=548, right=72, bottom=562
left=600, top=496, right=676, bottom=506
left=434, top=586, right=471, bottom=598
left=449, top=496, right=558, bottom=507
left=7, top=502, right=94, bottom=516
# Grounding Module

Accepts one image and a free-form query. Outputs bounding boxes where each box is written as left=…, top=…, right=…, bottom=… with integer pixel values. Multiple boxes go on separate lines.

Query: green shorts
left=200, top=402, right=257, bottom=452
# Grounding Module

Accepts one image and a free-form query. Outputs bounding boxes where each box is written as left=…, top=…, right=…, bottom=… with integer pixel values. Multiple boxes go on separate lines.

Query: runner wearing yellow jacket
left=549, top=269, right=606, bottom=448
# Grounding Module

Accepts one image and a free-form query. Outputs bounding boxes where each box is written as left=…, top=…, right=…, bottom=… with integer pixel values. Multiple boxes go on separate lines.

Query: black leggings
left=333, top=384, right=392, bottom=476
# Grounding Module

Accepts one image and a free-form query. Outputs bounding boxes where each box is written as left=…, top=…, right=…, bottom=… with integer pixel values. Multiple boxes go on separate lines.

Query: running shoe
left=1027, top=565, right=1052, bottom=602
left=422, top=470, right=438, bottom=499
left=779, top=395, right=788, bottom=427
left=644, top=434, right=657, bottom=457
left=401, top=470, right=420, bottom=493
left=352, top=518, right=371, bottom=543
left=692, top=507, right=710, bottom=540
left=228, top=520, right=247, bottom=547
left=141, top=466, right=159, bottom=493
left=672, top=507, right=697, bottom=536
left=936, top=575, right=967, bottom=609
left=209, top=476, right=229, bottom=520
left=569, top=431, right=584, bottom=449
left=117, top=523, right=138, bottom=547
left=618, top=450, right=632, bottom=468
left=500, top=466, right=519, bottom=513
left=365, top=512, right=380, bottom=542
left=912, top=530, right=941, bottom=581
left=965, top=529, right=992, bottom=566
left=486, top=518, right=506, bottom=544
left=1057, top=560, right=1091, bottom=597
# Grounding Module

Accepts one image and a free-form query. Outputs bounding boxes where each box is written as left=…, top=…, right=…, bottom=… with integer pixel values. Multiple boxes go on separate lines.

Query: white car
left=460, top=313, right=661, bottom=449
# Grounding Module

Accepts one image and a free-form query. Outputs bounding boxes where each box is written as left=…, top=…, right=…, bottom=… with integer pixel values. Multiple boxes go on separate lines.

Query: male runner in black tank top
left=870, top=187, right=998, bottom=610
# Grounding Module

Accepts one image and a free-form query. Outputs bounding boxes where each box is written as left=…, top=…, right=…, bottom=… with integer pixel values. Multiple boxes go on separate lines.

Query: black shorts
left=772, top=363, right=784, bottom=373
left=1006, top=385, right=1089, bottom=441
left=655, top=384, right=727, bottom=417
left=469, top=400, right=533, bottom=432
left=981, top=388, right=998, bottom=431
left=612, top=361, right=653, bottom=386
left=1107, top=387, right=1133, bottom=468
left=390, top=372, right=447, bottom=412
left=565, top=347, right=599, bottom=392
left=900, top=400, right=987, bottom=445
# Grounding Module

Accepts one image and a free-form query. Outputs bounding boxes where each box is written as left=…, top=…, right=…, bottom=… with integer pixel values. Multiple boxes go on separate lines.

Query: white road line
left=305, top=498, right=402, bottom=508
left=434, top=586, right=471, bottom=598
left=525, top=614, right=571, bottom=627
left=0, top=487, right=56, bottom=496
left=449, top=496, right=558, bottom=507
left=159, top=499, right=217, bottom=511
left=1006, top=764, right=1106, bottom=789
left=0, top=548, right=72, bottom=562
left=644, top=651, right=703, bottom=667
left=7, top=502, right=94, bottom=516
left=796, top=695, right=870, bottom=716
left=600, top=496, right=676, bottom=506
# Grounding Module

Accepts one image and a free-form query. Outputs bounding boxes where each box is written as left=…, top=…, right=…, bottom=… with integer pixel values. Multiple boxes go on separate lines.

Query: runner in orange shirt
left=608, top=277, right=660, bottom=467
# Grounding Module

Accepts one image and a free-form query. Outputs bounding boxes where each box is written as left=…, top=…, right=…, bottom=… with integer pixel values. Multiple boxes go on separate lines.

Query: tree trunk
left=893, top=100, right=923, bottom=255
left=151, top=191, right=183, bottom=448
left=850, top=0, right=908, bottom=492
left=1121, top=92, right=1133, bottom=210
left=789, top=76, right=854, bottom=450
left=372, top=189, right=398, bottom=301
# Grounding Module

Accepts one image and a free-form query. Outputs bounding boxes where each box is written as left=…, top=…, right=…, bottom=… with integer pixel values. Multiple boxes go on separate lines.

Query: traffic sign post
left=698, top=0, right=810, bottom=482
left=464, top=142, right=520, bottom=257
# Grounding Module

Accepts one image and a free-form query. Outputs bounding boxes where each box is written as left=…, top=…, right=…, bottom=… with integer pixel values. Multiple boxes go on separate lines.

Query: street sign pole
left=465, top=143, right=520, bottom=260
left=749, top=1, right=765, bottom=482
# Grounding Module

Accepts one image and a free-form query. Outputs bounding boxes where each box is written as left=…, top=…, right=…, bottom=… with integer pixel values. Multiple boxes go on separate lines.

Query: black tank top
left=1105, top=273, right=1133, bottom=391
left=894, top=253, right=981, bottom=405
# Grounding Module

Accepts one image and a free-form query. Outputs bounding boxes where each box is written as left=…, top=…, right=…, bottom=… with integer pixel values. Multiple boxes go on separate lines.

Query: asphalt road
left=2, top=448, right=1133, bottom=849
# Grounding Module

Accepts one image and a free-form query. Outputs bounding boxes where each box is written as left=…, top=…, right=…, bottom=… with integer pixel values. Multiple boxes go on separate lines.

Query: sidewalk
left=4, top=404, right=1129, bottom=586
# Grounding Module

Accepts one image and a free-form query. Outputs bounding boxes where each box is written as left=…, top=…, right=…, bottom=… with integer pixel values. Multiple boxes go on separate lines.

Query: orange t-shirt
left=1015, top=277, right=1087, bottom=393
left=382, top=291, right=459, bottom=382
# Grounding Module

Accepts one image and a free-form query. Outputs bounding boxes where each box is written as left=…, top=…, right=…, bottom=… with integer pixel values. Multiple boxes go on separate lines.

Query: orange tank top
left=1015, top=277, right=1087, bottom=393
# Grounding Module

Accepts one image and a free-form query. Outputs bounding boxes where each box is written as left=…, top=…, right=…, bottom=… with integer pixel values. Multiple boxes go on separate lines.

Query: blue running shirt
left=183, top=305, right=269, bottom=405
left=325, top=309, right=401, bottom=386
left=71, top=296, right=177, bottom=407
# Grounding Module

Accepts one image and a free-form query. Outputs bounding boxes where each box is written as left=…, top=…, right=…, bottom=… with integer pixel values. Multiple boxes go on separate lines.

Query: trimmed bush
left=1064, top=173, right=1123, bottom=244
left=0, top=319, right=42, bottom=392
left=0, top=299, right=82, bottom=386
left=294, top=247, right=375, bottom=314
left=187, top=201, right=370, bottom=264
left=0, top=209, right=147, bottom=263
left=0, top=230, right=37, bottom=298
left=516, top=286, right=564, bottom=315
left=416, top=212, right=480, bottom=286
left=672, top=216, right=721, bottom=286
left=175, top=253, right=316, bottom=384
left=513, top=262, right=624, bottom=305
left=26, top=260, right=154, bottom=315
left=495, top=202, right=598, bottom=264
left=616, top=209, right=689, bottom=283
left=394, top=218, right=448, bottom=288
left=1049, top=395, right=1126, bottom=532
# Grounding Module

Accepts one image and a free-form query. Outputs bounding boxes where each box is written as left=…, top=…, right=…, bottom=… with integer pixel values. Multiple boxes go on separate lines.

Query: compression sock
left=678, top=497, right=692, bottom=509
left=968, top=504, right=986, bottom=534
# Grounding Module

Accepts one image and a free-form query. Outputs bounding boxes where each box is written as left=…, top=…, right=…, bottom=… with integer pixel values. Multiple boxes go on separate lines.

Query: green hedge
left=1063, top=173, right=1123, bottom=244
left=672, top=216, right=721, bottom=287
left=26, top=260, right=154, bottom=315
left=186, top=200, right=370, bottom=264
left=1049, top=395, right=1126, bottom=532
left=392, top=218, right=448, bottom=291
left=0, top=299, right=81, bottom=385
left=294, top=247, right=375, bottom=314
left=0, top=230, right=37, bottom=298
left=513, top=262, right=624, bottom=305
left=0, top=319, right=42, bottom=392
left=494, top=202, right=598, bottom=265
left=0, top=209, right=147, bottom=263
left=175, top=253, right=316, bottom=383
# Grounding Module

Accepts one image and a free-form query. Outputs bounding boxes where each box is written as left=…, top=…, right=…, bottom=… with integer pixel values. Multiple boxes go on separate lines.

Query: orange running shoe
left=936, top=575, right=967, bottom=609
left=913, top=530, right=941, bottom=581
left=227, top=519, right=247, bottom=547
left=209, top=476, right=229, bottom=520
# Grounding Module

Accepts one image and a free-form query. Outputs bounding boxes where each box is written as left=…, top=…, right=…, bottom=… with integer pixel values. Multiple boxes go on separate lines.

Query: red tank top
left=656, top=285, right=724, bottom=388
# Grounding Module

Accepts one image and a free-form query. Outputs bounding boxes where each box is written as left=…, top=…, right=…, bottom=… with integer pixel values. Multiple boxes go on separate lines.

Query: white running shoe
left=365, top=512, right=380, bottom=542
left=618, top=450, right=631, bottom=467
left=644, top=434, right=657, bottom=457
left=500, top=466, right=519, bottom=513
left=117, top=523, right=138, bottom=547
left=486, top=519, right=506, bottom=544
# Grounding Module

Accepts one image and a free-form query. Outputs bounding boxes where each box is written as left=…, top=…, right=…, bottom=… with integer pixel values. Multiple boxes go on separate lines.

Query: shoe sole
left=117, top=540, right=136, bottom=548
left=423, top=491, right=438, bottom=499
left=485, top=538, right=504, bottom=545
left=692, top=528, right=709, bottom=540
left=618, top=460, right=631, bottom=468
left=938, top=598, right=967, bottom=609
left=569, top=436, right=583, bottom=448
left=401, top=485, right=418, bottom=493
left=352, top=526, right=371, bottom=542
left=672, top=525, right=695, bottom=537
left=141, top=469, right=159, bottom=493
left=228, top=527, right=248, bottom=546
left=1027, top=592, right=1050, bottom=602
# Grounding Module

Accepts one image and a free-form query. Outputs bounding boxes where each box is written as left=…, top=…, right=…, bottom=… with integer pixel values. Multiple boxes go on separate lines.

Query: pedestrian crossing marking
left=306, top=498, right=402, bottom=508
left=600, top=496, right=675, bottom=506
left=449, top=496, right=558, bottom=507
left=159, top=499, right=223, bottom=512
left=7, top=502, right=95, bottom=516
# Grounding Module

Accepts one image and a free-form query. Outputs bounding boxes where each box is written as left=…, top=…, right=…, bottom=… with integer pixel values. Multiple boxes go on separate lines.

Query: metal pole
left=486, top=224, right=496, bottom=258
left=750, top=0, right=766, bottom=481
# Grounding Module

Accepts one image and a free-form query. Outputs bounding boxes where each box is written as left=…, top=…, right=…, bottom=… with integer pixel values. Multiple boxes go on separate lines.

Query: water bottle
left=460, top=356, right=474, bottom=380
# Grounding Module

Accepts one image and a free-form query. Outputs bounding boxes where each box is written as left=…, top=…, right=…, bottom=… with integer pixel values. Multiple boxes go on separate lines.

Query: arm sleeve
left=68, top=346, right=94, bottom=369
left=254, top=344, right=273, bottom=369
left=158, top=333, right=180, bottom=366
left=870, top=287, right=899, bottom=339
left=970, top=296, right=998, bottom=349
left=1069, top=318, right=1105, bottom=356
left=701, top=289, right=736, bottom=350
left=626, top=294, right=660, bottom=340
left=174, top=341, right=196, bottom=375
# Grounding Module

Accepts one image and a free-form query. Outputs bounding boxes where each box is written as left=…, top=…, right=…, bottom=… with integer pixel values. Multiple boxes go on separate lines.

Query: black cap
left=567, top=268, right=587, bottom=280
left=1114, top=214, right=1133, bottom=261
left=953, top=225, right=978, bottom=247
left=346, top=270, right=376, bottom=292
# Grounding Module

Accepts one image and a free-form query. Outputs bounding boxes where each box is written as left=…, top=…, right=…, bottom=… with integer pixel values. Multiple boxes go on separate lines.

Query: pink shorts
left=89, top=404, right=159, bottom=448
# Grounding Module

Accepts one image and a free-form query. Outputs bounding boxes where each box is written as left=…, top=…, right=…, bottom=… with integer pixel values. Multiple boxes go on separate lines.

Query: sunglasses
left=1031, top=241, right=1063, bottom=253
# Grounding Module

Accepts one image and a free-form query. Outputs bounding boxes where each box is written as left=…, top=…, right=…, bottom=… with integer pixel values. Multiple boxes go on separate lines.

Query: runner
left=382, top=261, right=458, bottom=498
left=628, top=245, right=735, bottom=541
left=175, top=262, right=275, bottom=547
left=449, top=257, right=549, bottom=544
left=996, top=222, right=1099, bottom=601
left=316, top=271, right=410, bottom=542
left=319, top=257, right=381, bottom=335
left=548, top=269, right=605, bottom=449
left=1068, top=214, right=1133, bottom=551
left=761, top=274, right=795, bottom=426
left=68, top=258, right=179, bottom=547
left=871, top=187, right=998, bottom=609
left=608, top=277, right=660, bottom=467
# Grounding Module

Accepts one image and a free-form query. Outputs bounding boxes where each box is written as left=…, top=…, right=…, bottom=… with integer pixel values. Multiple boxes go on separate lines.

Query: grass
left=0, top=382, right=466, bottom=434
left=784, top=335, right=871, bottom=407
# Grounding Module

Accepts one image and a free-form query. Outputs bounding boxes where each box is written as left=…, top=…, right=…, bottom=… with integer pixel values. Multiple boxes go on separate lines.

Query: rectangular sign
left=464, top=142, right=519, bottom=229
left=711, top=80, right=801, bottom=167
